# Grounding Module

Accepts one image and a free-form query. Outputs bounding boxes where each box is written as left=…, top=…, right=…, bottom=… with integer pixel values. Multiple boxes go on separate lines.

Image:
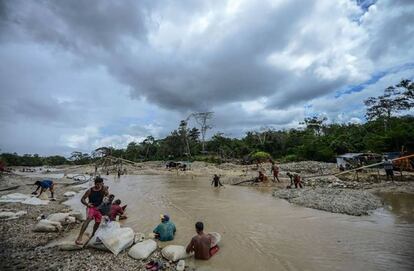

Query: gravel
left=273, top=188, right=383, bottom=216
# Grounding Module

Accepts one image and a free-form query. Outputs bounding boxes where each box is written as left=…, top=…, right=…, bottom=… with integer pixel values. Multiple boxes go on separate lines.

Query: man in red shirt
left=110, top=199, right=127, bottom=221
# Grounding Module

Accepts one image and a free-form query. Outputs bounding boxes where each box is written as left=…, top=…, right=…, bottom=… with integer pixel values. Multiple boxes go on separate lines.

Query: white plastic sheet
left=0, top=193, right=49, bottom=205
left=0, top=193, right=29, bottom=202
left=0, top=211, right=27, bottom=220
left=22, top=197, right=49, bottom=205
left=63, top=191, right=77, bottom=197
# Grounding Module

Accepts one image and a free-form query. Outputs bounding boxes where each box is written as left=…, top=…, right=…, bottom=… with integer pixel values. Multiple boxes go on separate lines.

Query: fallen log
left=0, top=185, right=20, bottom=192
left=233, top=179, right=255, bottom=185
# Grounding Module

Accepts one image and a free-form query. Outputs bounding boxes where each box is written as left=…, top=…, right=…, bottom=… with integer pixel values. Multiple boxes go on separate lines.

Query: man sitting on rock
left=75, top=176, right=108, bottom=245
left=153, top=214, right=176, bottom=241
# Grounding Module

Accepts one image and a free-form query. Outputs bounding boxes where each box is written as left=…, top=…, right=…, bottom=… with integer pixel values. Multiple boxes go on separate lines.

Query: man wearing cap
left=153, top=214, right=176, bottom=241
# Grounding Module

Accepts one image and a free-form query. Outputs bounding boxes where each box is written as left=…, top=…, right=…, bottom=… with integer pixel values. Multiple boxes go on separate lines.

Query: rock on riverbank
left=273, top=188, right=383, bottom=216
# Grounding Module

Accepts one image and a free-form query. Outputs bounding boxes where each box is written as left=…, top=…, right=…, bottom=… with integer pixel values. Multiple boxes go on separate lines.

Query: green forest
left=1, top=79, right=413, bottom=166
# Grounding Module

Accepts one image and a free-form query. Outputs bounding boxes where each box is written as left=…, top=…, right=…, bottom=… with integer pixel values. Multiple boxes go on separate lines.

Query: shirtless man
left=186, top=222, right=212, bottom=260
left=270, top=162, right=280, bottom=182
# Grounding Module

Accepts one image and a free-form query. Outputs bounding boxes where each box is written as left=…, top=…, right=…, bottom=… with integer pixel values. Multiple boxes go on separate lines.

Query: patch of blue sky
left=356, top=0, right=377, bottom=11
left=352, top=0, right=377, bottom=24
left=334, top=62, right=414, bottom=98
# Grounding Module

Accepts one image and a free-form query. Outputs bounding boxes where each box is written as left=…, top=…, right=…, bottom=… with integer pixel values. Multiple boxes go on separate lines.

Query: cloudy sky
left=1, top=0, right=413, bottom=155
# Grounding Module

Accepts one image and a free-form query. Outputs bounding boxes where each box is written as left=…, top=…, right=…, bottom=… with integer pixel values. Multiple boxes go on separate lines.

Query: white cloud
left=0, top=0, right=413, bottom=155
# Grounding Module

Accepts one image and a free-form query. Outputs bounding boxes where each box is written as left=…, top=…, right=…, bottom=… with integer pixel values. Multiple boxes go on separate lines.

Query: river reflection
left=376, top=192, right=414, bottom=224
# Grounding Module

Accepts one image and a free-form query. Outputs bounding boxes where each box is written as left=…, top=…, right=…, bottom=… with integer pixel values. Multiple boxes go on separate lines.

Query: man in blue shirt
left=153, top=214, right=176, bottom=241
left=32, top=179, right=55, bottom=199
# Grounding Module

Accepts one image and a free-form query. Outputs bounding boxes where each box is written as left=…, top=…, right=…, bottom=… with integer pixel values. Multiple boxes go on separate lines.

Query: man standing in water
left=75, top=177, right=108, bottom=245
left=211, top=174, right=224, bottom=188
left=270, top=162, right=281, bottom=182
left=186, top=222, right=212, bottom=260
left=383, top=157, right=394, bottom=181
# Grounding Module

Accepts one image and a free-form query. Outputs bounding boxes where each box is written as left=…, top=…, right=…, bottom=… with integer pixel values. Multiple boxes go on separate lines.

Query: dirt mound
left=273, top=188, right=382, bottom=216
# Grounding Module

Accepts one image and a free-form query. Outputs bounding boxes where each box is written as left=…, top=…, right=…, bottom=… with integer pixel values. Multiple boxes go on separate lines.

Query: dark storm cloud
left=1, top=0, right=150, bottom=51
left=267, top=76, right=347, bottom=109
left=2, top=0, right=339, bottom=112
left=365, top=2, right=414, bottom=62
left=108, top=0, right=319, bottom=111
left=1, top=0, right=414, bottom=155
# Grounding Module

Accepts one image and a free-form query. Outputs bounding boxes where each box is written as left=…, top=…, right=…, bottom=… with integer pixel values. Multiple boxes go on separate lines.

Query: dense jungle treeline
left=1, top=79, right=413, bottom=166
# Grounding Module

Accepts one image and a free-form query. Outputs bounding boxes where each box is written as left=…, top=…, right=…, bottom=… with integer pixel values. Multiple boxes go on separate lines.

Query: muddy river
left=67, top=175, right=414, bottom=271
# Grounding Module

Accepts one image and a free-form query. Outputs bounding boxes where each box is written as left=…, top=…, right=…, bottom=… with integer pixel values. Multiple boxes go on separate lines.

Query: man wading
left=211, top=174, right=224, bottom=188
left=383, top=157, right=394, bottom=181
left=75, top=177, right=108, bottom=245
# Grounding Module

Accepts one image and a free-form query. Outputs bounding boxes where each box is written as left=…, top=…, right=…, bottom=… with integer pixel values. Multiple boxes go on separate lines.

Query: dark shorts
left=385, top=169, right=394, bottom=176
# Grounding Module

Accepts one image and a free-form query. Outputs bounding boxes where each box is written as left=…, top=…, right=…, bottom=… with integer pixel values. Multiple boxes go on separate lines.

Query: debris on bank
left=273, top=188, right=383, bottom=216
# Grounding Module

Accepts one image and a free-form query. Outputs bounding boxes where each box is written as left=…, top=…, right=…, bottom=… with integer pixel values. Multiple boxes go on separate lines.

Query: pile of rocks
left=280, top=161, right=337, bottom=175
left=273, top=188, right=383, bottom=216
left=303, top=176, right=365, bottom=189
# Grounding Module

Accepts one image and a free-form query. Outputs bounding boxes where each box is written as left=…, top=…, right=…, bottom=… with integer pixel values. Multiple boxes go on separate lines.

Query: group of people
left=251, top=161, right=303, bottom=189
left=152, top=214, right=218, bottom=260
left=75, top=177, right=126, bottom=245
left=73, top=176, right=217, bottom=260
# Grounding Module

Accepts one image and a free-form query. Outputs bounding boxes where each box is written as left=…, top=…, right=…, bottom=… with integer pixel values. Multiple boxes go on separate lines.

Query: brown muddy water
left=66, top=175, right=414, bottom=271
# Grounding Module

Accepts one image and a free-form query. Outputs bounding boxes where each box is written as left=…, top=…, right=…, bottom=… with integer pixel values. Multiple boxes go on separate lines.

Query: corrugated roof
left=336, top=153, right=364, bottom=158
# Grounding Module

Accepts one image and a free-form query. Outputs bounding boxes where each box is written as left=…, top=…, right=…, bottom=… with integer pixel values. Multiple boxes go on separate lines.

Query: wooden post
left=377, top=168, right=380, bottom=182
